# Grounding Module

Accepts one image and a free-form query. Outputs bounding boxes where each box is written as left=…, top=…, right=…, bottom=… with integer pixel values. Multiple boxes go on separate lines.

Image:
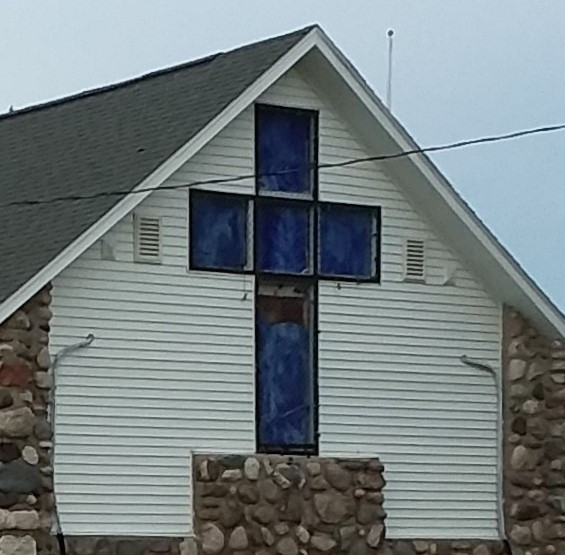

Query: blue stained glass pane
left=257, top=203, right=310, bottom=274
left=257, top=107, right=313, bottom=194
left=191, top=194, right=247, bottom=270
left=257, top=297, right=313, bottom=447
left=320, top=206, right=373, bottom=278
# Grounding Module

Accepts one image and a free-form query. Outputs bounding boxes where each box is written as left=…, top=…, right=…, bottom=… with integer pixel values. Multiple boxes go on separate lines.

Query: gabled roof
left=0, top=25, right=563, bottom=339
left=0, top=26, right=312, bottom=306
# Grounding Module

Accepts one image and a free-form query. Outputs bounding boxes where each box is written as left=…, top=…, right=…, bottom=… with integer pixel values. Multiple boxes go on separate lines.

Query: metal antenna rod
left=386, top=29, right=394, bottom=110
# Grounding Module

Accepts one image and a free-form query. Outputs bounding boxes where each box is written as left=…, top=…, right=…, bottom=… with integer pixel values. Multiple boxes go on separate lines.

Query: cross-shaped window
left=190, top=104, right=382, bottom=454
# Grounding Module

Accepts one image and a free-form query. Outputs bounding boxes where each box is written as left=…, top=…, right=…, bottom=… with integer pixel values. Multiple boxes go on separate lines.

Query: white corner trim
left=0, top=29, right=319, bottom=324
left=313, top=32, right=565, bottom=338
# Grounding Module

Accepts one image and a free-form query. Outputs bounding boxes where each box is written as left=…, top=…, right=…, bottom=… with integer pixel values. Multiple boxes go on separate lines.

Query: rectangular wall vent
left=403, top=238, right=425, bottom=282
left=134, top=214, right=162, bottom=263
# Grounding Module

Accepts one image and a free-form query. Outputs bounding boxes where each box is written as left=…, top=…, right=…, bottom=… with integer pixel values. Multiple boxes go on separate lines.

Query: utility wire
left=3, top=122, right=565, bottom=209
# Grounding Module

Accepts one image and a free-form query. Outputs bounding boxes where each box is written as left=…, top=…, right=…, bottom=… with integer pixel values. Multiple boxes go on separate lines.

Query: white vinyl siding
left=51, top=191, right=256, bottom=536
left=50, top=67, right=500, bottom=538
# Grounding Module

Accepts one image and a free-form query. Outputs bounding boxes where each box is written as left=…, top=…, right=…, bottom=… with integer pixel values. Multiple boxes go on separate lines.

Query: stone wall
left=64, top=537, right=185, bottom=555
left=193, top=454, right=386, bottom=555
left=386, top=540, right=505, bottom=555
left=503, top=307, right=565, bottom=554
left=0, top=286, right=55, bottom=555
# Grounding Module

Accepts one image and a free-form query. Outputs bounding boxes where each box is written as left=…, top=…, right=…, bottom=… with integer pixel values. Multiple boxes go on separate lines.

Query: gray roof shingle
left=0, top=26, right=313, bottom=304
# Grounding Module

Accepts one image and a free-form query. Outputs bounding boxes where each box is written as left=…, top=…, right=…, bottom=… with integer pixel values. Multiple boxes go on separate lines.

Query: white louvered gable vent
left=134, top=213, right=162, bottom=263
left=403, top=238, right=426, bottom=282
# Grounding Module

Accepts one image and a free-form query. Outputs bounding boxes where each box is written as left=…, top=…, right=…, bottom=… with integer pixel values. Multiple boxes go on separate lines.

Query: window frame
left=317, top=201, right=382, bottom=283
left=254, top=104, right=320, bottom=455
left=254, top=276, right=319, bottom=456
left=188, top=189, right=254, bottom=275
left=255, top=103, right=319, bottom=200
left=253, top=196, right=315, bottom=278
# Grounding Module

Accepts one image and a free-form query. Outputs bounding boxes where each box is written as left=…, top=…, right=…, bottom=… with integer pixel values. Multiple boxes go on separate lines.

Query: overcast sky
left=1, top=1, right=563, bottom=311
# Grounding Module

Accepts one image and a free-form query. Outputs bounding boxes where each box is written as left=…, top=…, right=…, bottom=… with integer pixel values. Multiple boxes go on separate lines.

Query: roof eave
left=0, top=27, right=320, bottom=324
left=1, top=25, right=562, bottom=341
left=307, top=27, right=565, bottom=339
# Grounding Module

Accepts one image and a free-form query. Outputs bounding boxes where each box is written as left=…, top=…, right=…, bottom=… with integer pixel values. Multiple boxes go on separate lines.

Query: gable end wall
left=47, top=68, right=501, bottom=540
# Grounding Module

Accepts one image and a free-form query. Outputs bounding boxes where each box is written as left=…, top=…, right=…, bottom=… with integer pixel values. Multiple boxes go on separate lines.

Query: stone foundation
left=61, top=537, right=507, bottom=555
left=64, top=537, right=184, bottom=555
left=503, top=307, right=565, bottom=554
left=193, top=454, right=386, bottom=555
left=386, top=539, right=506, bottom=555
left=0, top=286, right=55, bottom=555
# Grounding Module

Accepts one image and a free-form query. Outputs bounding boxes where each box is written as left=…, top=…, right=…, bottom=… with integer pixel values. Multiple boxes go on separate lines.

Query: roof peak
left=1, top=24, right=318, bottom=123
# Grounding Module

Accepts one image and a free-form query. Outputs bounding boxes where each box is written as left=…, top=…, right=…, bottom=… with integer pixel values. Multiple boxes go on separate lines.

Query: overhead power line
left=3, top=122, right=565, bottom=209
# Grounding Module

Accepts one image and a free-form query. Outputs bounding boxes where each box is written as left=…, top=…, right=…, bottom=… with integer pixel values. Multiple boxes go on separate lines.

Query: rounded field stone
left=276, top=537, right=298, bottom=555
left=366, top=523, right=384, bottom=548
left=0, top=407, right=34, bottom=438
left=0, top=535, right=37, bottom=555
left=306, top=461, right=321, bottom=476
left=7, top=311, right=31, bottom=330
left=0, top=360, right=32, bottom=387
left=339, top=525, right=357, bottom=549
left=36, top=347, right=51, bottom=371
left=201, top=523, right=224, bottom=555
left=522, top=400, right=540, bottom=415
left=200, top=483, right=228, bottom=498
left=281, top=491, right=302, bottom=523
left=198, top=459, right=219, bottom=482
left=314, top=491, right=352, bottom=524
left=510, top=524, right=531, bottom=546
left=512, top=417, right=527, bottom=435
left=180, top=537, right=198, bottom=555
left=261, top=527, right=275, bottom=546
left=9, top=509, right=40, bottom=530
left=325, top=463, right=352, bottom=491
left=357, top=500, right=385, bottom=524
left=228, top=526, right=249, bottom=550
left=253, top=504, right=276, bottom=525
left=356, top=472, right=384, bottom=491
left=34, top=372, right=53, bottom=390
left=0, top=390, right=13, bottom=409
left=22, top=446, right=39, bottom=466
left=220, top=499, right=244, bottom=527
left=238, top=483, right=259, bottom=504
left=295, top=525, right=310, bottom=545
left=511, top=445, right=534, bottom=470
left=393, top=541, right=417, bottom=555
left=532, top=382, right=545, bottom=399
left=34, top=420, right=52, bottom=441
left=221, top=469, right=242, bottom=482
left=220, top=454, right=246, bottom=469
left=276, top=463, right=303, bottom=487
left=0, top=442, right=20, bottom=463
left=263, top=459, right=274, bottom=476
left=0, top=493, right=19, bottom=508
left=311, top=534, right=337, bottom=553
left=310, top=476, right=329, bottom=491
left=274, top=523, right=290, bottom=535
left=244, top=457, right=260, bottom=481
left=509, top=359, right=527, bottom=381
left=259, top=479, right=282, bottom=503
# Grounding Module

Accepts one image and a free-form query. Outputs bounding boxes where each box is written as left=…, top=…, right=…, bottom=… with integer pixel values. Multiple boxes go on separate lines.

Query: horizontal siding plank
left=58, top=401, right=493, bottom=423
